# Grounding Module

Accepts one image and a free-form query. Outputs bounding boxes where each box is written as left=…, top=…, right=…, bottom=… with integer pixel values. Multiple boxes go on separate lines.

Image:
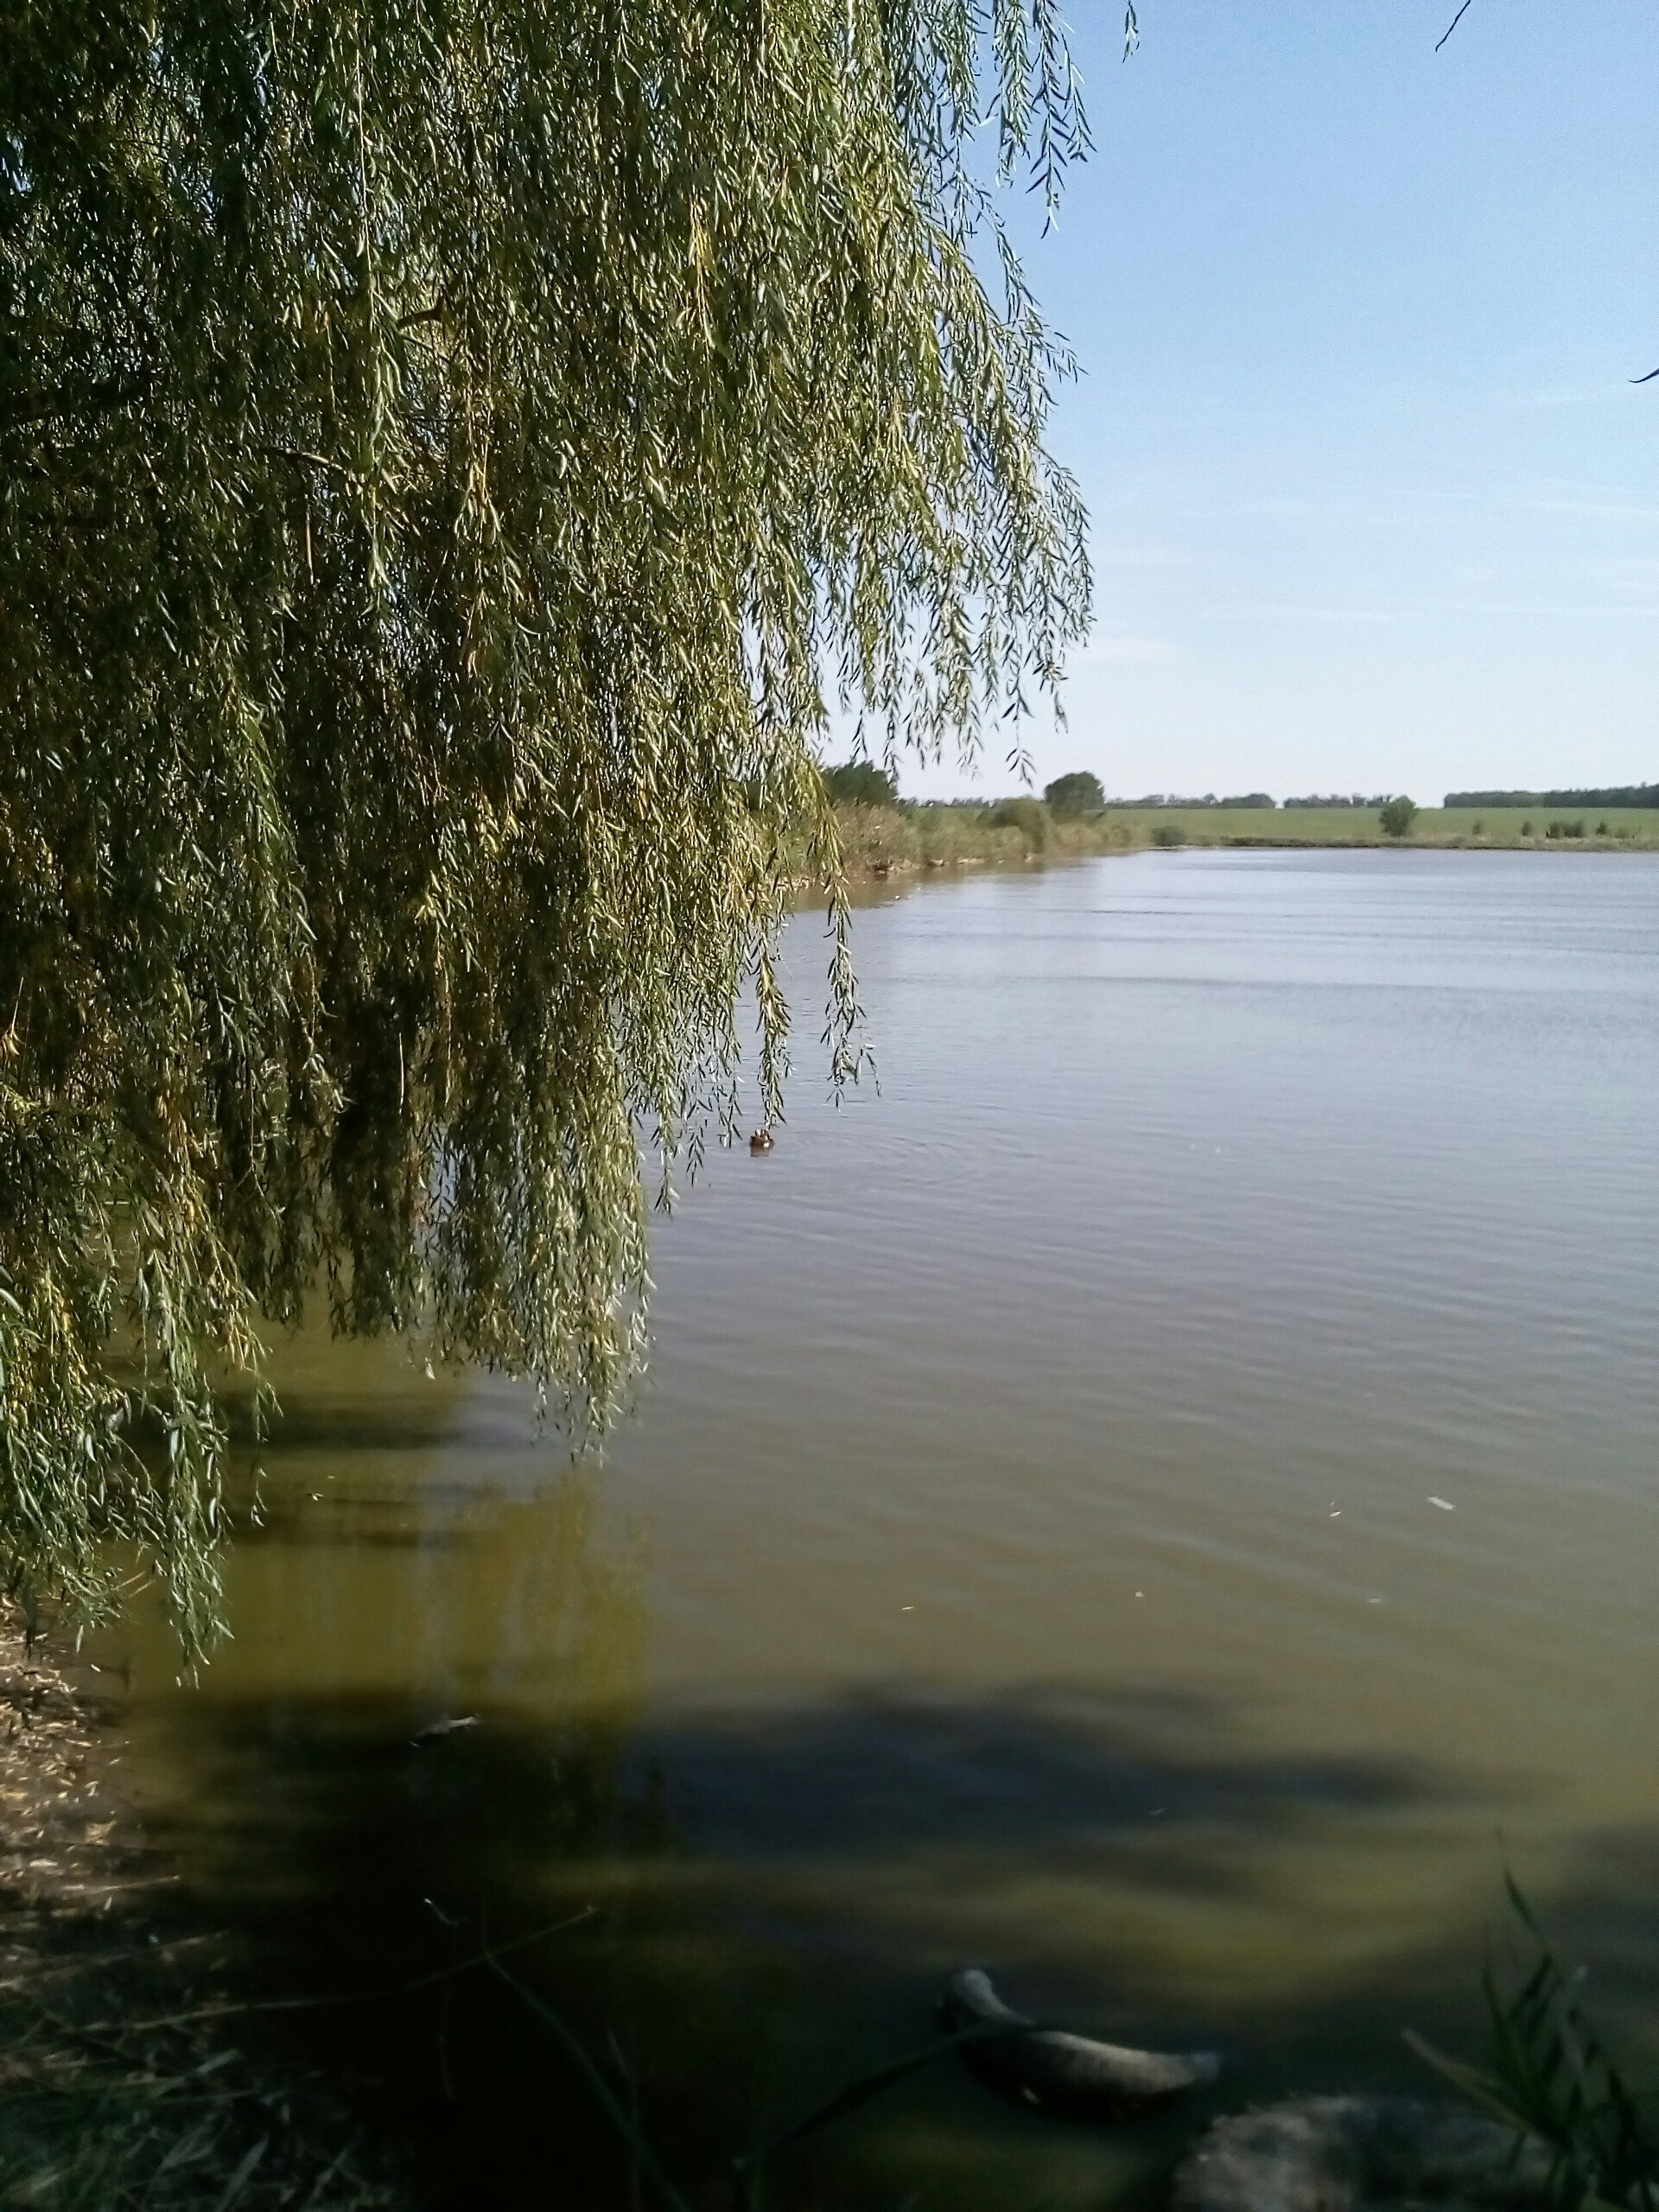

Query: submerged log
left=940, top=1967, right=1222, bottom=2115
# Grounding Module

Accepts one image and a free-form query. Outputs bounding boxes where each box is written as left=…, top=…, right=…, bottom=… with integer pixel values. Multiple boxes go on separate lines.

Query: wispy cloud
left=1491, top=378, right=1655, bottom=413
left=1427, top=596, right=1659, bottom=619
left=1073, top=633, right=1177, bottom=664
left=1528, top=494, right=1659, bottom=524
left=1199, top=604, right=1395, bottom=626
left=1089, top=546, right=1200, bottom=570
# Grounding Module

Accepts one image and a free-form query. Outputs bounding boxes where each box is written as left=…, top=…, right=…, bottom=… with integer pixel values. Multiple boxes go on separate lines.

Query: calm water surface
left=108, top=850, right=1659, bottom=2207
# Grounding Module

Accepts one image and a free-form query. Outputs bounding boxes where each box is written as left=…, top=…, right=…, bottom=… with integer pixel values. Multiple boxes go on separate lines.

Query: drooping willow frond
left=0, top=0, right=1091, bottom=1653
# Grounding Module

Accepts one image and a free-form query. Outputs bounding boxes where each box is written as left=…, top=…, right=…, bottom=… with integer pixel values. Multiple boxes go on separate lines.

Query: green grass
left=823, top=800, right=1659, bottom=875
left=1097, top=804, right=1659, bottom=849
left=823, top=800, right=1659, bottom=876
left=1410, top=1876, right=1659, bottom=2212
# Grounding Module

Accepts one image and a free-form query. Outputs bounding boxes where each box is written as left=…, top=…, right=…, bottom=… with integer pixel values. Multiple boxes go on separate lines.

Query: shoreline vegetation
left=823, top=794, right=1659, bottom=880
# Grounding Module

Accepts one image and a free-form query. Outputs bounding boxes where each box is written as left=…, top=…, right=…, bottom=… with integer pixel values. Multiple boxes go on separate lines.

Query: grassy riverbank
left=830, top=799, right=1659, bottom=876
left=1098, top=803, right=1659, bottom=849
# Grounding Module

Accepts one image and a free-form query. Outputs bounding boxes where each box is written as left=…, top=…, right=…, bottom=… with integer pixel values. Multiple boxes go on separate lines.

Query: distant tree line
left=1283, top=793, right=1393, bottom=809
left=825, top=772, right=1452, bottom=823
left=1446, top=784, right=1659, bottom=808
left=1106, top=791, right=1276, bottom=809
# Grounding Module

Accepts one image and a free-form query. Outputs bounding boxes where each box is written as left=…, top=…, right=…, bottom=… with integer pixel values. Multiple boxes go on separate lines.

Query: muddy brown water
left=100, top=849, right=1659, bottom=2208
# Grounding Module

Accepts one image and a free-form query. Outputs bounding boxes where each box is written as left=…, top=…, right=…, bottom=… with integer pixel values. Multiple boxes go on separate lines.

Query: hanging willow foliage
left=0, top=0, right=1091, bottom=1653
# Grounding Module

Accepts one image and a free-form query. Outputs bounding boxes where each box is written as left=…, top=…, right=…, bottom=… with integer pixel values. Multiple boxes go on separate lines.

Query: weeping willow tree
left=0, top=0, right=1091, bottom=1653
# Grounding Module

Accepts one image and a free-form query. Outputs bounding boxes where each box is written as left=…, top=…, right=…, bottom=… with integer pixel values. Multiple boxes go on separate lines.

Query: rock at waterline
left=1173, top=2095, right=1554, bottom=2212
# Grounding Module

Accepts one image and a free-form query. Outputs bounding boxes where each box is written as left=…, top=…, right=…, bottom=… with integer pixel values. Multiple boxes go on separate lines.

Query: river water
left=106, top=849, right=1659, bottom=2207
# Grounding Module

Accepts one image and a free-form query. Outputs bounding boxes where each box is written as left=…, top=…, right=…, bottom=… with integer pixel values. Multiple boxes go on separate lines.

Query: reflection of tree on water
left=141, top=1466, right=709, bottom=2209
left=395, top=1475, right=680, bottom=1879
left=149, top=1456, right=672, bottom=1879
left=467, top=1478, right=655, bottom=1735
left=140, top=1333, right=659, bottom=1728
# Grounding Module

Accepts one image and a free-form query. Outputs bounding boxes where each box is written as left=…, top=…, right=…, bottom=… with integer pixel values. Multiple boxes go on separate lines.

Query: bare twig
left=1435, top=0, right=1475, bottom=52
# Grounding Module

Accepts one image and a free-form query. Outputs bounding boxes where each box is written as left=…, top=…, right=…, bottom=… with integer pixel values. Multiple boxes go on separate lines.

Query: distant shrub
left=1522, top=819, right=1535, bottom=836
left=823, top=759, right=899, bottom=808
left=1043, top=771, right=1105, bottom=817
left=1472, top=820, right=1485, bottom=836
left=1379, top=795, right=1418, bottom=838
left=1152, top=823, right=1186, bottom=849
left=1545, top=818, right=1585, bottom=840
left=1597, top=820, right=1609, bottom=836
left=1219, top=792, right=1277, bottom=809
left=988, top=796, right=1052, bottom=852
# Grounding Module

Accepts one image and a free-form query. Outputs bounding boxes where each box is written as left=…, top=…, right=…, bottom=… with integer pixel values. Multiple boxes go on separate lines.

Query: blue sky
left=902, top=1, right=1659, bottom=804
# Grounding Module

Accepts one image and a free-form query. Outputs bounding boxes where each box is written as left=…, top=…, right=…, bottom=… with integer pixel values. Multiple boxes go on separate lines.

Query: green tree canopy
left=823, top=760, right=900, bottom=810
left=988, top=794, right=1051, bottom=850
left=1379, top=796, right=1420, bottom=838
left=1043, top=770, right=1104, bottom=816
left=1, top=0, right=1090, bottom=1649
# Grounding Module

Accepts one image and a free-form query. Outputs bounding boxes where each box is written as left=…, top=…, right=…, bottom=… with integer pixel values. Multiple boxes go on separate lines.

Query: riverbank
left=830, top=799, right=1659, bottom=876
left=830, top=798, right=1130, bottom=874
left=0, top=1609, right=405, bottom=2210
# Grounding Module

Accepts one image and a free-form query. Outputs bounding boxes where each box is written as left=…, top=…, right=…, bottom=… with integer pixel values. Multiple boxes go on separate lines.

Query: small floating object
left=1173, top=2096, right=1554, bottom=2212
left=940, top=1968, right=1220, bottom=2115
left=1428, top=1496, right=1455, bottom=1511
left=748, top=1128, right=775, bottom=1153
left=410, top=1714, right=480, bottom=1747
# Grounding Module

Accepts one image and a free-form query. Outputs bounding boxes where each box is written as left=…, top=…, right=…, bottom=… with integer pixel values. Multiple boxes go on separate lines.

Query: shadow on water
left=112, top=854, right=1659, bottom=2205
left=125, top=1675, right=1659, bottom=2212
left=638, top=1686, right=1434, bottom=1860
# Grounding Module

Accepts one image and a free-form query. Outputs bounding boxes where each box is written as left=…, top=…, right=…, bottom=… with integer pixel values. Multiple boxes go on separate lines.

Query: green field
left=1100, top=804, right=1659, bottom=848
left=823, top=798, right=1659, bottom=880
